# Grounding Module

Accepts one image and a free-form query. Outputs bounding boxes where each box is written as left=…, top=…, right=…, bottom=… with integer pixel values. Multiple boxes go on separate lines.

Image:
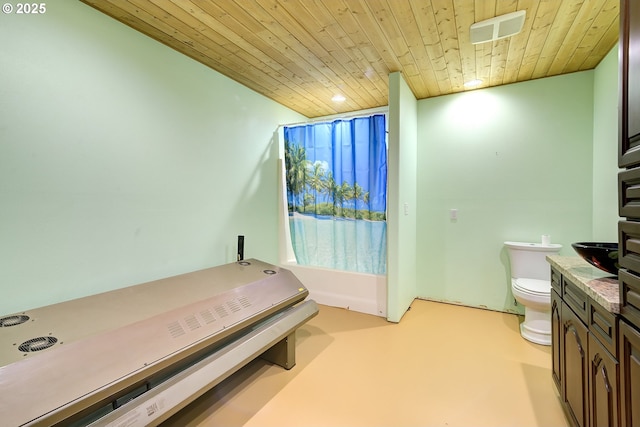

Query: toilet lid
left=513, top=278, right=551, bottom=295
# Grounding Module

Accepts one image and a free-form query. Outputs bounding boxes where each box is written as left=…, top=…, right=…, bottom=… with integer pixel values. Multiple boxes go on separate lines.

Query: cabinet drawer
left=551, top=267, right=562, bottom=294
left=619, top=268, right=640, bottom=326
left=619, top=169, right=640, bottom=217
left=588, top=299, right=618, bottom=357
left=619, top=220, right=640, bottom=275
left=563, top=277, right=588, bottom=324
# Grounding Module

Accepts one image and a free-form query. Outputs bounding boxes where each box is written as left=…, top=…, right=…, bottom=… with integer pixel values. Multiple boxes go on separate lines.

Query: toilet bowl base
left=520, top=322, right=551, bottom=345
left=519, top=306, right=551, bottom=346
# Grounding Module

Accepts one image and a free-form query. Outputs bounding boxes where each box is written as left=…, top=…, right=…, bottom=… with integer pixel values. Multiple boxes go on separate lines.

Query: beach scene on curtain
left=284, top=114, right=387, bottom=275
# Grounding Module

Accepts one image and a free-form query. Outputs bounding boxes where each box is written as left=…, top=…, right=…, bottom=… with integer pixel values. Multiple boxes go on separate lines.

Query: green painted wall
left=0, top=1, right=619, bottom=319
left=416, top=71, right=596, bottom=313
left=0, top=2, right=303, bottom=315
left=592, top=45, right=620, bottom=241
left=387, top=72, right=418, bottom=322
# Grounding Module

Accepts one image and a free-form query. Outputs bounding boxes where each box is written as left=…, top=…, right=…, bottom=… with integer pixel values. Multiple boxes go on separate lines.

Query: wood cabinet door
left=552, top=289, right=563, bottom=394
left=589, top=332, right=619, bottom=427
left=619, top=0, right=640, bottom=167
left=620, top=320, right=640, bottom=427
left=563, top=301, right=590, bottom=427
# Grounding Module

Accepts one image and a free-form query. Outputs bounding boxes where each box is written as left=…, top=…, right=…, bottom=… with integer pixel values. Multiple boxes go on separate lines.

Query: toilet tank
left=505, top=241, right=562, bottom=281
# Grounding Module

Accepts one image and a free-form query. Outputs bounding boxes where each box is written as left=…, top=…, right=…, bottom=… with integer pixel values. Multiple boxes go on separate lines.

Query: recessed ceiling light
left=464, top=79, right=483, bottom=88
left=332, top=94, right=346, bottom=102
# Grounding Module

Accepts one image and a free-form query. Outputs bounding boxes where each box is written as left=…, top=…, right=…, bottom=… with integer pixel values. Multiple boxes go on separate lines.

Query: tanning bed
left=0, top=259, right=318, bottom=426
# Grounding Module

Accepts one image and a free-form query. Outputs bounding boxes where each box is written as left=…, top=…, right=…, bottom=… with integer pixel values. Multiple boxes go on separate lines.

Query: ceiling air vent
left=470, top=10, right=526, bottom=44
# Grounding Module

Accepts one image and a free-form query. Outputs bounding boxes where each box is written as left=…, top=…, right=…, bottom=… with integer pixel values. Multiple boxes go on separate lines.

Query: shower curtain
left=284, top=114, right=387, bottom=274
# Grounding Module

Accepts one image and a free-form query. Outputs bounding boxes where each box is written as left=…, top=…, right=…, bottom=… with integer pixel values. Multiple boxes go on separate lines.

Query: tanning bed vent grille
left=19, top=336, right=58, bottom=352
left=1, top=315, right=30, bottom=327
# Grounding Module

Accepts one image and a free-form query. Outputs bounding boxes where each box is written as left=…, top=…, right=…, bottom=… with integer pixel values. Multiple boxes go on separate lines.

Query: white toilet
left=504, top=241, right=562, bottom=345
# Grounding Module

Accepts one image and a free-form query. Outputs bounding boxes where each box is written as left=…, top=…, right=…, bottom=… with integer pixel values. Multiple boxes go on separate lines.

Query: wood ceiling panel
left=409, top=0, right=446, bottom=97
left=81, top=0, right=619, bottom=118
left=298, top=2, right=389, bottom=106
left=561, top=0, right=611, bottom=72
left=271, top=0, right=381, bottom=108
left=568, top=0, right=619, bottom=70
left=547, top=0, right=609, bottom=75
left=435, top=0, right=464, bottom=93
left=517, top=0, right=557, bottom=82
left=455, top=0, right=478, bottom=88
left=530, top=0, right=583, bottom=79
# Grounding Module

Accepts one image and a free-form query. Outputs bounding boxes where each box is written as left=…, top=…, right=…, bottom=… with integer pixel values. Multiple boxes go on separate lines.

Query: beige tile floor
left=163, top=299, right=569, bottom=427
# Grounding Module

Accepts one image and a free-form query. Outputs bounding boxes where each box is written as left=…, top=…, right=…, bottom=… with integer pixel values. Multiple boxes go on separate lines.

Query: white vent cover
left=470, top=10, right=526, bottom=44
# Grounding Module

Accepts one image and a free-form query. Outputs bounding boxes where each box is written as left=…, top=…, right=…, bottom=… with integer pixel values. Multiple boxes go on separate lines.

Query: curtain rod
left=278, top=106, right=388, bottom=129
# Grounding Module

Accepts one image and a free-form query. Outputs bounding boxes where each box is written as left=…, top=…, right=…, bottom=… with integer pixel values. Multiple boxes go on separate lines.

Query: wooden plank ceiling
left=81, top=0, right=619, bottom=118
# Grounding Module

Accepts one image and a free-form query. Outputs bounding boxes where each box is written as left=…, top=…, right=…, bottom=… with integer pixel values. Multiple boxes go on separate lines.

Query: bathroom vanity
left=547, top=255, right=640, bottom=427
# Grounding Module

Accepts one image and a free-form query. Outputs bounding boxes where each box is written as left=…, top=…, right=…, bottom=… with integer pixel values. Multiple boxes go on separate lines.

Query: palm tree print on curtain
left=284, top=114, right=387, bottom=274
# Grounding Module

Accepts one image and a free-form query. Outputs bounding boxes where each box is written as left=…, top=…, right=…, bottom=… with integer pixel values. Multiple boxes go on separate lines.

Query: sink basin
left=571, top=242, right=619, bottom=275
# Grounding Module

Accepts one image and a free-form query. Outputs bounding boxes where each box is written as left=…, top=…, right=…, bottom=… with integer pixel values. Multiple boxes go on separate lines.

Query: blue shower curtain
left=284, top=114, right=387, bottom=274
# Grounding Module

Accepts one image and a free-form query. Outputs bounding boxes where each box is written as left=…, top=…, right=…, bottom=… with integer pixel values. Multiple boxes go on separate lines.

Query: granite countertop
left=546, top=255, right=620, bottom=313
